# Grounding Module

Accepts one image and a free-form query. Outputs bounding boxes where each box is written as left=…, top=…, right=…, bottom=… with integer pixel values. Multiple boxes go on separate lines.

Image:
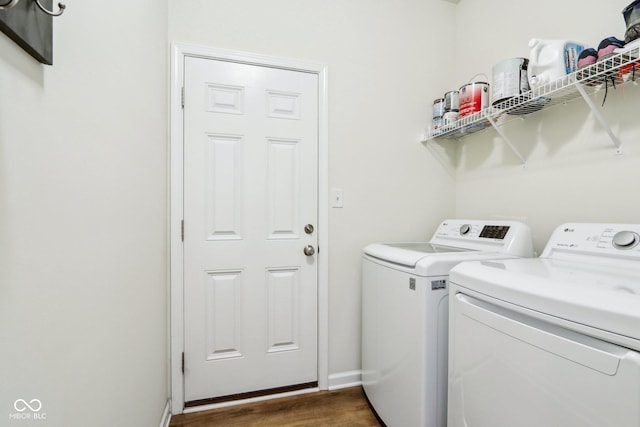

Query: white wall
left=0, top=2, right=169, bottom=426
left=168, top=0, right=457, bottom=378
left=451, top=0, right=640, bottom=252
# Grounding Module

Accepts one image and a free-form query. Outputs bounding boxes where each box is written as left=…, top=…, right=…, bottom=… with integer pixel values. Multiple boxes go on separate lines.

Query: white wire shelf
left=424, top=42, right=640, bottom=146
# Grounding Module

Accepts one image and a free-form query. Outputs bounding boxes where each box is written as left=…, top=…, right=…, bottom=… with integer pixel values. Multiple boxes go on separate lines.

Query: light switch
left=331, top=188, right=343, bottom=208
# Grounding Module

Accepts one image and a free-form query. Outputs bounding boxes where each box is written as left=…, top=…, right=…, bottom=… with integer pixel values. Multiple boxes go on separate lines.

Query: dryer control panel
left=541, top=223, right=640, bottom=259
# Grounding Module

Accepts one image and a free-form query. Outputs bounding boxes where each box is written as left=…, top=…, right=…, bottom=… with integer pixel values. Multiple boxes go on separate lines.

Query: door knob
left=303, top=245, right=315, bottom=256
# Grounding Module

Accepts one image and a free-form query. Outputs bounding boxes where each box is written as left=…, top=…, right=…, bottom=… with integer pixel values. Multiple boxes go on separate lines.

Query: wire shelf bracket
left=574, top=82, right=623, bottom=155
left=486, top=114, right=527, bottom=166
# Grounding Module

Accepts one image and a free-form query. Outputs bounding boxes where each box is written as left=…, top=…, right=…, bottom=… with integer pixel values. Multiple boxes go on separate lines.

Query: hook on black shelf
left=0, top=0, right=66, bottom=16
left=33, top=0, right=64, bottom=16
left=0, top=0, right=20, bottom=9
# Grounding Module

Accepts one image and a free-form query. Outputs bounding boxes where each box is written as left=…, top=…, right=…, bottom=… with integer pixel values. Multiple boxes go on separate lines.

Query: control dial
left=612, top=231, right=640, bottom=250
left=460, top=224, right=471, bottom=236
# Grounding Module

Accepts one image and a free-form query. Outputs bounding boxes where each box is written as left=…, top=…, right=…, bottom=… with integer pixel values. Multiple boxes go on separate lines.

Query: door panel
left=205, top=134, right=243, bottom=241
left=183, top=56, right=318, bottom=402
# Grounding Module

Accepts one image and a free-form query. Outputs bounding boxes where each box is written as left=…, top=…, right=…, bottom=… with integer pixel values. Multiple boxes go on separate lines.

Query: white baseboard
left=327, top=370, right=362, bottom=390
left=159, top=399, right=171, bottom=427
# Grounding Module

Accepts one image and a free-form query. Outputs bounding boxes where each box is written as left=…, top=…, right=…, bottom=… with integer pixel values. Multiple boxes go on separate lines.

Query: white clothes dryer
left=448, top=223, right=640, bottom=427
left=362, top=219, right=534, bottom=427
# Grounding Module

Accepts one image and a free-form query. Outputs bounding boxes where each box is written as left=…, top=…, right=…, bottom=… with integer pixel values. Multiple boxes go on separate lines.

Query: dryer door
left=448, top=288, right=640, bottom=427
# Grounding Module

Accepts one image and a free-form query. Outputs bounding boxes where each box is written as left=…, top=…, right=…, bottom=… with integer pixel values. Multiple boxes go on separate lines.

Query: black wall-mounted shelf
left=0, top=0, right=53, bottom=64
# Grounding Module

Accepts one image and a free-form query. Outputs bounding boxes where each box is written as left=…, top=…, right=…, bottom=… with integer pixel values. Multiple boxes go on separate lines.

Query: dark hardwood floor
left=170, top=386, right=382, bottom=427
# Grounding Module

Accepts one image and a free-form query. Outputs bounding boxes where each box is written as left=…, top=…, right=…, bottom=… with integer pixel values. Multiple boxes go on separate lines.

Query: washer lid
left=362, top=243, right=528, bottom=276
left=363, top=242, right=470, bottom=268
left=450, top=258, right=640, bottom=343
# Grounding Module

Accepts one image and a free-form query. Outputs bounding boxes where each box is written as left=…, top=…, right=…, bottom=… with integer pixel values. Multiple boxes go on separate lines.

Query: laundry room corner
left=450, top=0, right=640, bottom=253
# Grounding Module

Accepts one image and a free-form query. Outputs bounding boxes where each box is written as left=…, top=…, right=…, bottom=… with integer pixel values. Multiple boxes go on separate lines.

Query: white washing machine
left=362, top=219, right=534, bottom=427
left=448, top=223, right=640, bottom=427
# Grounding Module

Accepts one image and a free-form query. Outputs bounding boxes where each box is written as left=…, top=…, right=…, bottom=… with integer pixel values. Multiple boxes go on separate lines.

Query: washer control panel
left=542, top=223, right=640, bottom=258
left=430, top=219, right=534, bottom=258
left=436, top=220, right=514, bottom=241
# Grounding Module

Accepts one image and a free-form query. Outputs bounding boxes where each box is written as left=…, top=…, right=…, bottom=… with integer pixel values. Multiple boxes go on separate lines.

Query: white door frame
left=169, top=43, right=329, bottom=415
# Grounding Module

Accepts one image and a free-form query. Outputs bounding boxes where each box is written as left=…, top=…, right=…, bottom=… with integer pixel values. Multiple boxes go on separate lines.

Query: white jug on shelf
left=528, top=38, right=586, bottom=89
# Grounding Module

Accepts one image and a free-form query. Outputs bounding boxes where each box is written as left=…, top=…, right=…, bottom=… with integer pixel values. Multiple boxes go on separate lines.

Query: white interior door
left=182, top=56, right=319, bottom=403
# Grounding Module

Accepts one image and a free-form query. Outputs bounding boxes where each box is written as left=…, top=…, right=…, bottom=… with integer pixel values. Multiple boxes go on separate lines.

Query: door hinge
left=181, top=220, right=184, bottom=242
left=181, top=87, right=185, bottom=108
left=181, top=352, right=185, bottom=374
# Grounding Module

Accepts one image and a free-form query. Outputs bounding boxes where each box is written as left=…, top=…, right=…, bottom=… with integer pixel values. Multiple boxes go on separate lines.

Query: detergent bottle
left=527, top=38, right=586, bottom=89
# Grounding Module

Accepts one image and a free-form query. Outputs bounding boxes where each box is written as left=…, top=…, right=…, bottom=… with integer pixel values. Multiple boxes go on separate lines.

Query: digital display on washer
left=479, top=225, right=510, bottom=240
